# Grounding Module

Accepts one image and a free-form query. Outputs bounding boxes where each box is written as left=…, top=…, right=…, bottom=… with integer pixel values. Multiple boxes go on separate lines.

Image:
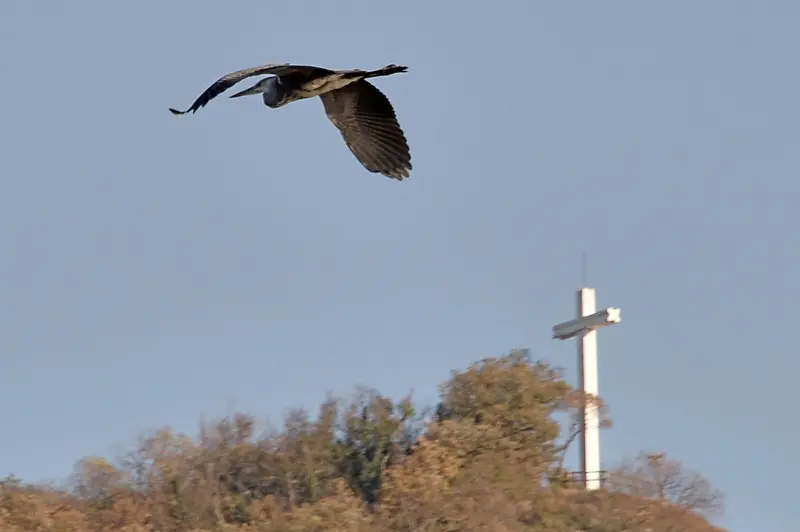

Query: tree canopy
left=1, top=350, right=724, bottom=531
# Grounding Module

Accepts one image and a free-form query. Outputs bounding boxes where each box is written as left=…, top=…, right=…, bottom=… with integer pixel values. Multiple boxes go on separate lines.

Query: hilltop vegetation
left=1, top=350, right=723, bottom=531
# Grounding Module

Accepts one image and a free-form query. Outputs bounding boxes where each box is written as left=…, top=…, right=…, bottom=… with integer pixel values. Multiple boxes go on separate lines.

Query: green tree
left=333, top=387, right=415, bottom=506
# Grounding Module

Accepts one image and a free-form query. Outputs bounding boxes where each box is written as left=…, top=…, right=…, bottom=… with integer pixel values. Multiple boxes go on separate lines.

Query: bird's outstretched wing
left=320, top=80, right=412, bottom=180
left=169, top=63, right=333, bottom=115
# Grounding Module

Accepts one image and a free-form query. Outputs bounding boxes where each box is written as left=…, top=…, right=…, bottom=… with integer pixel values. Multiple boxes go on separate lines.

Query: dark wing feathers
left=169, top=63, right=333, bottom=115
left=320, top=80, right=412, bottom=180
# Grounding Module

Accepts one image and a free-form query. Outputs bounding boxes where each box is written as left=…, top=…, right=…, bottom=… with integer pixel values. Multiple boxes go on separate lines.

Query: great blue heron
left=169, top=63, right=412, bottom=180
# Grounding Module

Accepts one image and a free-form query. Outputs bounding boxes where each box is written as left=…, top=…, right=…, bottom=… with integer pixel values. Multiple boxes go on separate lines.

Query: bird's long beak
left=230, top=82, right=263, bottom=99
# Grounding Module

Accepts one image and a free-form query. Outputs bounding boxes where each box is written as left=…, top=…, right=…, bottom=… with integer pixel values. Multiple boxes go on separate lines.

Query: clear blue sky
left=1, top=2, right=796, bottom=530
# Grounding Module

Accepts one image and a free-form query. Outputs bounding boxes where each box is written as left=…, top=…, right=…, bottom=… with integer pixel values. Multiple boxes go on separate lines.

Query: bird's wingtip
left=168, top=108, right=186, bottom=116
left=383, top=165, right=412, bottom=181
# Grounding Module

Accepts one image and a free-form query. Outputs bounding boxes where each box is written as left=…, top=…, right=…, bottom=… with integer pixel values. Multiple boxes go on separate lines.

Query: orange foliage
left=2, top=351, right=724, bottom=531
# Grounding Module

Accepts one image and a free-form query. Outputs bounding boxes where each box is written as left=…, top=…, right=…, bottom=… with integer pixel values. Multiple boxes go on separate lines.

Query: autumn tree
left=0, top=476, right=88, bottom=532
left=0, top=349, right=726, bottom=532
left=272, top=399, right=340, bottom=508
left=564, top=488, right=725, bottom=532
left=274, top=478, right=376, bottom=532
left=606, top=451, right=724, bottom=518
left=375, top=350, right=585, bottom=530
left=435, top=349, right=572, bottom=476
left=70, top=456, right=127, bottom=500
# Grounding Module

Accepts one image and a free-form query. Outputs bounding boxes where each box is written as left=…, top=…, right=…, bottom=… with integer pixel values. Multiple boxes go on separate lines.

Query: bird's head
left=230, top=77, right=272, bottom=98
left=229, top=77, right=287, bottom=108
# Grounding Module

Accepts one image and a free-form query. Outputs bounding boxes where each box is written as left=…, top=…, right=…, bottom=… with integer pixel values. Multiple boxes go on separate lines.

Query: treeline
left=0, top=350, right=724, bottom=531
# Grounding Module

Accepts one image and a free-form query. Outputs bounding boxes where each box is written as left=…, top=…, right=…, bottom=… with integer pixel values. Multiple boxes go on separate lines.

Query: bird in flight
left=169, top=63, right=413, bottom=180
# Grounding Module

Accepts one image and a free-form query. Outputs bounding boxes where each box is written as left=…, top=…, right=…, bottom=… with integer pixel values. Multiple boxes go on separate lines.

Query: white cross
left=553, top=287, right=621, bottom=490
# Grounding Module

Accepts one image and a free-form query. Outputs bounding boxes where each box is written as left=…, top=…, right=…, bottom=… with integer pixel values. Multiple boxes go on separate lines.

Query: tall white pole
left=577, top=288, right=601, bottom=490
